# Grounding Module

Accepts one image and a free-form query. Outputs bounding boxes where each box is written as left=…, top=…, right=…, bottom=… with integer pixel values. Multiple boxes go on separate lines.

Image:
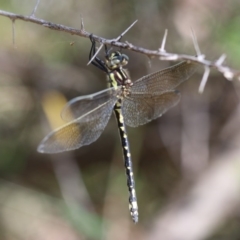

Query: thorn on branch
left=222, top=68, right=234, bottom=80
left=199, top=66, right=210, bottom=93
left=11, top=19, right=16, bottom=47
left=191, top=28, right=202, bottom=57
left=30, top=0, right=40, bottom=18
left=114, top=20, right=138, bottom=42
left=125, top=41, right=133, bottom=49
left=80, top=14, right=85, bottom=31
left=159, top=29, right=168, bottom=53
left=216, top=54, right=226, bottom=66
left=197, top=54, right=206, bottom=61
left=87, top=43, right=104, bottom=66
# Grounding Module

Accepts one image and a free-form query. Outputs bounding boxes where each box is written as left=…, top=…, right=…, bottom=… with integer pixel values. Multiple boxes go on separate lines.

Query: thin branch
left=0, top=9, right=240, bottom=81
left=0, top=10, right=88, bottom=37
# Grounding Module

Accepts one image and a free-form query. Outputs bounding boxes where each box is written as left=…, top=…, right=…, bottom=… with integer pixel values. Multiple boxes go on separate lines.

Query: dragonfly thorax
left=105, top=51, right=129, bottom=70
left=108, top=67, right=133, bottom=89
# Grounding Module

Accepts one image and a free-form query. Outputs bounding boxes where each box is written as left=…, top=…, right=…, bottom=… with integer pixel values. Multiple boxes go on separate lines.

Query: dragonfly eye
left=114, top=52, right=120, bottom=57
left=106, top=52, right=129, bottom=69
left=121, top=54, right=129, bottom=66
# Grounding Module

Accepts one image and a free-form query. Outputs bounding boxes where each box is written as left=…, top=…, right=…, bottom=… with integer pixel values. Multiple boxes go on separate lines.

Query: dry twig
left=0, top=9, right=240, bottom=86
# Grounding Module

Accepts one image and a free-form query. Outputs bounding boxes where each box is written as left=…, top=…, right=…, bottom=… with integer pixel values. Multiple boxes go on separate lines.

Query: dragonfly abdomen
left=114, top=100, right=138, bottom=223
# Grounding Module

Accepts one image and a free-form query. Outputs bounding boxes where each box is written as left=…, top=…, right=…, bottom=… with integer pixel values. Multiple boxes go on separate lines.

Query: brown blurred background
left=0, top=0, right=240, bottom=239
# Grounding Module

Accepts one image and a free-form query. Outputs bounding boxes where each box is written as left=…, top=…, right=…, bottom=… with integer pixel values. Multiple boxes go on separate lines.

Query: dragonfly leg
left=89, top=34, right=108, bottom=72
left=104, top=44, right=113, bottom=60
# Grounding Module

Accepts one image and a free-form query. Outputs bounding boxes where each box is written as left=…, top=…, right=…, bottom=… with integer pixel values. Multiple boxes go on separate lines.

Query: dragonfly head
left=105, top=51, right=129, bottom=70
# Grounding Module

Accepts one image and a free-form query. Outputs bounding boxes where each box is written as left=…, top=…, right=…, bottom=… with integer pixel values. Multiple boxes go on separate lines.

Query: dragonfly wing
left=61, top=87, right=120, bottom=122
left=38, top=96, right=118, bottom=153
left=131, top=61, right=199, bottom=94
left=122, top=90, right=180, bottom=127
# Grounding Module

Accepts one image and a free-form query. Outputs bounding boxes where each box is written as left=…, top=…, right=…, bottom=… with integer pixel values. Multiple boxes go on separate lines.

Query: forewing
left=122, top=91, right=180, bottom=127
left=38, top=96, right=118, bottom=153
left=61, top=87, right=120, bottom=122
left=131, top=61, right=199, bottom=94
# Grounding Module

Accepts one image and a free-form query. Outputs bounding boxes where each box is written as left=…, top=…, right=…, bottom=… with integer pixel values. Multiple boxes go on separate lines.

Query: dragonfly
left=38, top=36, right=199, bottom=223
